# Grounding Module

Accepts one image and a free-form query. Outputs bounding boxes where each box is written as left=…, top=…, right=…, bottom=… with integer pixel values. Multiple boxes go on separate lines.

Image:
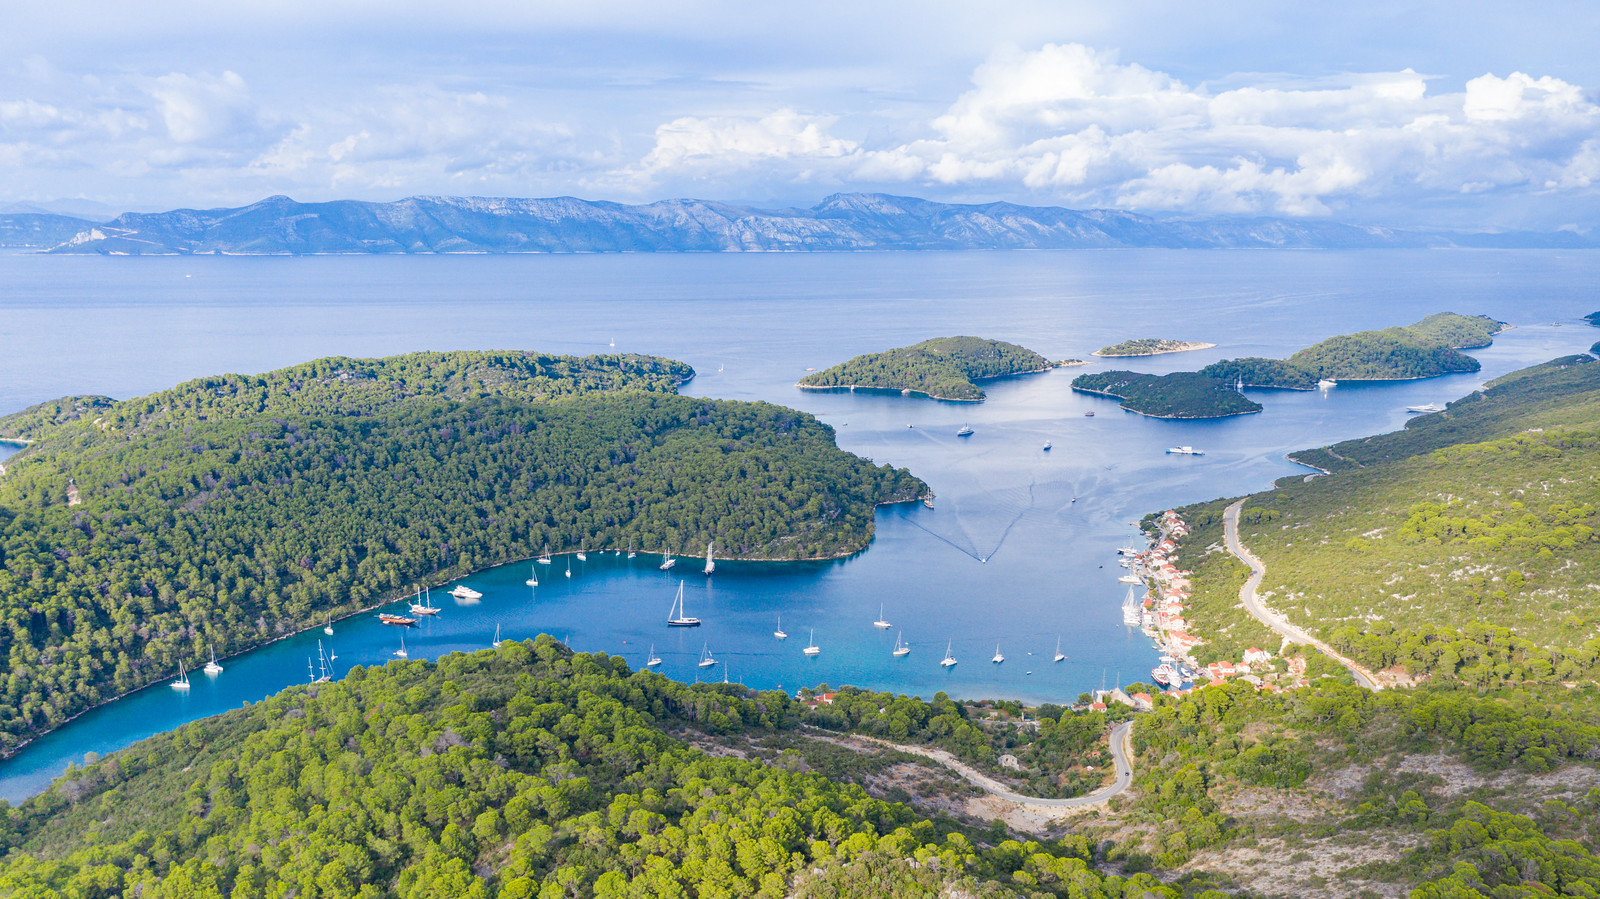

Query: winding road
left=1222, top=499, right=1381, bottom=691
left=840, top=719, right=1136, bottom=809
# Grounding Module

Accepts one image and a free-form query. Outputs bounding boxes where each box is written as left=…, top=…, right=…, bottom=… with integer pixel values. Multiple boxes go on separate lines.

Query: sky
left=3, top=0, right=1598, bottom=230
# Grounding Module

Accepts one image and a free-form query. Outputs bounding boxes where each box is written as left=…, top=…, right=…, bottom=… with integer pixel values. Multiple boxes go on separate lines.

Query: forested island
left=797, top=336, right=1054, bottom=401
left=1091, top=338, right=1216, bottom=357
left=0, top=351, right=924, bottom=754
left=1201, top=312, right=1506, bottom=389
left=1070, top=370, right=1262, bottom=418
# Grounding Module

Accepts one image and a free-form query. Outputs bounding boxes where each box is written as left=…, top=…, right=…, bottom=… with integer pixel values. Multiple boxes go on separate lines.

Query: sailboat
left=492, top=623, right=502, bottom=649
left=203, top=645, right=223, bottom=675
left=394, top=633, right=408, bottom=658
left=537, top=545, right=552, bottom=564
left=565, top=559, right=572, bottom=579
left=703, top=541, right=715, bottom=576
left=577, top=550, right=587, bottom=562
left=627, top=540, right=636, bottom=559
left=956, top=424, right=974, bottom=436
left=659, top=551, right=676, bottom=570
left=314, top=641, right=332, bottom=682
left=803, top=629, right=821, bottom=656
left=410, top=588, right=441, bottom=616
left=323, top=614, right=334, bottom=636
left=610, top=337, right=615, bottom=347
left=307, top=658, right=317, bottom=682
left=1053, top=636, right=1066, bottom=663
left=526, top=564, right=539, bottom=587
left=873, top=604, right=892, bottom=629
left=171, top=662, right=191, bottom=690
left=893, top=632, right=910, bottom=657
left=667, top=581, right=701, bottom=627
left=992, top=644, right=1005, bottom=664
left=1122, top=586, right=1142, bottom=627
left=941, top=641, right=957, bottom=668
left=646, top=644, right=662, bottom=667
left=774, top=614, right=787, bottom=640
left=698, top=643, right=716, bottom=668
left=717, top=364, right=725, bottom=373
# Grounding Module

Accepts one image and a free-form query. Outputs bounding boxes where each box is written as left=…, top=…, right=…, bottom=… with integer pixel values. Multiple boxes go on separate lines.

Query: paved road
left=1222, top=499, right=1381, bottom=691
left=840, top=719, right=1136, bottom=809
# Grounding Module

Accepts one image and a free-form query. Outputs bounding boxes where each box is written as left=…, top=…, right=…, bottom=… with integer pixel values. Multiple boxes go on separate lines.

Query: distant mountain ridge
left=6, top=192, right=1593, bottom=253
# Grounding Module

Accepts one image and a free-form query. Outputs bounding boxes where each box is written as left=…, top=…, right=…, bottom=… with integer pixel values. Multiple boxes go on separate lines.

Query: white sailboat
left=1122, top=586, right=1142, bottom=627
left=565, top=559, right=572, bottom=579
left=323, top=614, right=334, bottom=636
left=941, top=641, right=957, bottom=668
left=203, top=645, right=223, bottom=675
left=956, top=424, right=974, bottom=436
left=774, top=614, right=787, bottom=640
left=538, top=545, right=552, bottom=564
left=577, top=550, right=587, bottom=561
left=410, top=588, right=441, bottom=616
left=667, top=581, right=701, bottom=627
left=873, top=604, right=892, bottom=629
left=992, top=644, right=1005, bottom=664
left=526, top=564, right=539, bottom=587
left=659, top=551, right=676, bottom=570
left=171, top=662, right=191, bottom=690
left=646, top=644, right=662, bottom=667
left=703, top=541, right=715, bottom=575
left=492, top=623, right=502, bottom=649
left=698, top=643, right=716, bottom=668
left=395, top=633, right=408, bottom=658
left=803, top=629, right=821, bottom=656
left=1053, top=636, right=1066, bottom=663
left=315, top=641, right=332, bottom=682
left=893, top=632, right=910, bottom=657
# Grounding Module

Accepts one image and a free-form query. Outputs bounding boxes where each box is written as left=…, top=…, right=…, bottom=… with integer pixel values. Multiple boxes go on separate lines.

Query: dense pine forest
left=797, top=337, right=1053, bottom=401
left=0, top=351, right=924, bottom=754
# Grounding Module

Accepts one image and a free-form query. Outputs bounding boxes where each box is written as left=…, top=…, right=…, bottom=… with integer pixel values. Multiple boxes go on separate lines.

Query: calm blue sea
left=0, top=249, right=1596, bottom=801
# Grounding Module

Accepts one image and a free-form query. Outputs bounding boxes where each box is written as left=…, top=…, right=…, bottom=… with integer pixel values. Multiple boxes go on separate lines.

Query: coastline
left=0, top=491, right=929, bottom=763
left=795, top=363, right=1065, bottom=402
left=1069, top=385, right=1262, bottom=420
left=1092, top=341, right=1217, bottom=358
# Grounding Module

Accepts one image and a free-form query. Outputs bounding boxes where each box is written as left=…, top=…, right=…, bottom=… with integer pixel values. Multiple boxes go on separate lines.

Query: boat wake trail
left=904, top=515, right=986, bottom=562
left=978, top=477, right=1035, bottom=561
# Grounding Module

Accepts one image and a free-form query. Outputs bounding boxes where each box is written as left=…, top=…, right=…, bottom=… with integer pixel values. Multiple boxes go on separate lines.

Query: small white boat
left=1043, top=441, right=1051, bottom=451
left=526, top=564, right=538, bottom=587
left=538, top=546, right=552, bottom=564
left=1318, top=378, right=1337, bottom=389
left=395, top=633, right=408, bottom=658
left=1407, top=403, right=1443, bottom=414
left=646, top=644, right=662, bottom=667
left=703, top=541, right=715, bottom=576
left=171, top=662, right=191, bottom=690
left=576, top=551, right=587, bottom=562
left=565, top=559, right=572, bottom=579
left=893, top=632, right=910, bottom=658
left=1118, top=574, right=1143, bottom=584
left=203, top=645, right=223, bottom=675
left=991, top=644, right=1005, bottom=664
left=667, top=581, right=701, bottom=627
left=450, top=585, right=482, bottom=601
left=323, top=615, right=334, bottom=636
left=873, top=604, right=892, bottom=629
left=660, top=552, right=676, bottom=570
left=956, top=424, right=974, bottom=437
left=941, top=641, right=957, bottom=668
left=698, top=643, right=716, bottom=668
left=492, top=623, right=502, bottom=649
left=1166, top=446, right=1204, bottom=455
left=803, top=629, right=821, bottom=656
left=1053, top=636, right=1066, bottom=663
left=774, top=614, right=787, bottom=640
left=718, top=364, right=724, bottom=373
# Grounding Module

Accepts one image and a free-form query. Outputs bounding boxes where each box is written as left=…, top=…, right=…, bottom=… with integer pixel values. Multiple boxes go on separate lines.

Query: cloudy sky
left=4, top=0, right=1598, bottom=229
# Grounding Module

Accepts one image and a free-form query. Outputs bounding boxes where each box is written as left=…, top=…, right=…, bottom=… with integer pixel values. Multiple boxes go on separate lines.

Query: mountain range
left=2, top=193, right=1592, bottom=253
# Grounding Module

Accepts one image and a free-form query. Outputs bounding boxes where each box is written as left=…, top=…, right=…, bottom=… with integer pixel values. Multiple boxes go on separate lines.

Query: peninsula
left=798, top=336, right=1055, bottom=401
left=1092, top=338, right=1216, bottom=357
left=0, top=350, right=924, bottom=754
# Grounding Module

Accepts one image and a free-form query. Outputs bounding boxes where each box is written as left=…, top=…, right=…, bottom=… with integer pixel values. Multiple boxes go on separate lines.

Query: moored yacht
left=450, top=585, right=482, bottom=601
left=893, top=632, right=910, bottom=658
left=171, top=662, right=191, bottom=690
left=492, top=623, right=502, bottom=649
left=1053, top=637, right=1066, bottom=663
left=774, top=614, right=787, bottom=640
left=323, top=615, right=334, bottom=636
left=410, top=589, right=441, bottom=616
left=1166, top=446, right=1204, bottom=455
left=956, top=424, right=974, bottom=436
left=873, top=604, right=892, bottom=629
left=698, top=643, right=716, bottom=668
left=803, top=629, right=821, bottom=656
left=526, top=564, right=539, bottom=587
left=991, top=644, right=1005, bottom=664
left=659, top=551, right=676, bottom=570
left=646, top=644, right=662, bottom=667
left=941, top=641, right=957, bottom=668
left=666, top=581, right=701, bottom=627
left=703, top=541, right=715, bottom=575
left=203, top=645, right=223, bottom=675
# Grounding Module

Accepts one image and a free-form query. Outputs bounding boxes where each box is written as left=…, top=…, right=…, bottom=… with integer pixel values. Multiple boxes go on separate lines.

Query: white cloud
left=637, top=110, right=857, bottom=175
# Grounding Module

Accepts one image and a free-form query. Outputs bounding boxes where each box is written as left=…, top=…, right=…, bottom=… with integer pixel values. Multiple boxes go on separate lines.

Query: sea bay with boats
left=0, top=248, right=1596, bottom=800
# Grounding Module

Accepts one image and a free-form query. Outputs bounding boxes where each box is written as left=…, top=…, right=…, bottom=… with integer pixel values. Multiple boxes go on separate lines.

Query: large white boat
left=203, top=645, right=223, bottom=675
left=314, top=641, right=332, bottom=682
left=450, top=585, right=482, bottom=601
left=1151, top=663, right=1179, bottom=686
left=576, top=551, right=587, bottom=561
left=1318, top=378, right=1337, bottom=389
left=893, top=632, right=910, bottom=658
left=666, top=581, right=701, bottom=627
left=659, top=551, right=676, bottom=570
left=410, top=589, right=441, bottom=616
left=803, top=629, right=821, bottom=656
left=1122, top=586, right=1142, bottom=627
left=703, top=541, right=715, bottom=575
left=873, top=604, right=892, bottom=629
left=1407, top=403, right=1443, bottom=414
left=1118, top=574, right=1143, bottom=585
left=171, top=662, right=191, bottom=691
left=1166, top=446, right=1204, bottom=455
left=940, top=641, right=958, bottom=668
left=956, top=424, right=974, bottom=436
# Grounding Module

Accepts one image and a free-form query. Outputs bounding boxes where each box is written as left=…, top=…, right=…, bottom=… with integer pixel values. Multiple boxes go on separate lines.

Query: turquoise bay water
left=0, top=249, right=1597, bottom=801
